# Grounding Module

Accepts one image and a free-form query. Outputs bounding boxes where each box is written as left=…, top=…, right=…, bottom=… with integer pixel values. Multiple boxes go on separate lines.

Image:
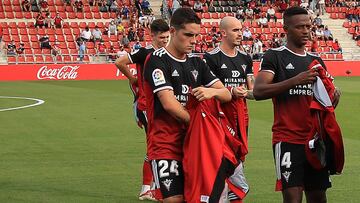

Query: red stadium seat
left=17, top=56, right=25, bottom=63
left=0, top=12, right=5, bottom=19
left=27, top=22, right=35, bottom=28
left=15, top=12, right=23, bottom=18
left=76, top=12, right=84, bottom=19
left=5, top=5, right=13, bottom=12
left=338, top=13, right=346, bottom=19
left=33, top=48, right=42, bottom=54
left=65, top=35, right=74, bottom=42
left=37, top=28, right=46, bottom=35
left=85, top=12, right=93, bottom=19
left=63, top=55, right=72, bottom=62
left=70, top=22, right=79, bottom=29
left=79, top=22, right=87, bottom=29
left=320, top=54, right=327, bottom=60
left=35, top=55, right=44, bottom=62
left=63, top=28, right=72, bottom=35
left=72, top=28, right=80, bottom=36
left=26, top=56, right=35, bottom=63
left=11, top=28, right=19, bottom=35
left=86, top=42, right=94, bottom=49
left=327, top=54, right=334, bottom=60
left=88, top=22, right=96, bottom=29
left=68, top=12, right=76, bottom=19
left=55, top=0, right=64, bottom=6
left=9, top=22, right=17, bottom=28
left=42, top=49, right=51, bottom=54
left=6, top=12, right=14, bottom=19
left=343, top=21, right=350, bottom=28
left=211, top=13, right=219, bottom=19
left=57, top=5, right=65, bottom=12
left=93, top=12, right=101, bottom=19
left=96, top=22, right=104, bottom=28
left=203, top=13, right=210, bottom=19
left=55, top=29, right=63, bottom=35
left=335, top=54, right=343, bottom=60
left=21, top=35, right=29, bottom=42
left=330, top=13, right=338, bottom=19
left=323, top=47, right=330, bottom=52
left=45, top=55, right=53, bottom=63
left=8, top=56, right=17, bottom=64
left=102, top=13, right=110, bottom=19
left=12, top=35, right=20, bottom=42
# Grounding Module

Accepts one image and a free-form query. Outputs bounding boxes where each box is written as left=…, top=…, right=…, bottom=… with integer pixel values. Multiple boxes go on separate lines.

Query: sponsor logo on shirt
left=182, top=85, right=189, bottom=94
left=221, top=64, right=228, bottom=69
left=232, top=70, right=241, bottom=77
left=152, top=68, right=166, bottom=86
left=172, top=69, right=179, bottom=77
left=282, top=171, right=292, bottom=182
left=200, top=195, right=210, bottom=203
left=285, top=63, right=295, bottom=70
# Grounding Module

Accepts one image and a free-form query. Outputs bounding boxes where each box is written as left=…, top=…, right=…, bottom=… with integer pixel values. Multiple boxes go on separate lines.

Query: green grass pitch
left=0, top=77, right=359, bottom=203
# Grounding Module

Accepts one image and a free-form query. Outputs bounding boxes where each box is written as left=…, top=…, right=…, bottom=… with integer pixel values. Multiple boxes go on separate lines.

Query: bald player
left=203, top=16, right=254, bottom=203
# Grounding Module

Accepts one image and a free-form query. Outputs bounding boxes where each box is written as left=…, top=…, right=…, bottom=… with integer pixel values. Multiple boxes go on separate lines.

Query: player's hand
left=192, top=87, right=215, bottom=101
left=332, top=87, right=341, bottom=108
left=233, top=85, right=248, bottom=98
left=137, top=120, right=144, bottom=129
left=295, top=69, right=319, bottom=85
left=129, top=77, right=138, bottom=85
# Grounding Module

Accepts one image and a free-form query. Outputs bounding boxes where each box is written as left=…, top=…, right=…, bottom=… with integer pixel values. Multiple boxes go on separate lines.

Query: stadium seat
left=70, top=22, right=79, bottom=29
left=12, top=35, right=20, bottom=42
left=76, top=12, right=84, bottom=19
left=93, top=12, right=101, bottom=19
left=85, top=12, right=93, bottom=19
left=6, top=12, right=14, bottom=19
left=21, top=35, right=30, bottom=42
left=24, top=47, right=32, bottom=54
left=45, top=56, right=54, bottom=63
left=15, top=12, right=23, bottom=18
left=343, top=21, right=350, bottom=28
left=79, top=22, right=87, bottom=29
left=11, top=28, right=19, bottom=35
left=68, top=12, right=76, bottom=19
left=63, top=28, right=72, bottom=35
left=102, top=13, right=110, bottom=19
left=86, top=42, right=94, bottom=49
left=35, top=55, right=44, bottom=62
left=8, top=56, right=17, bottom=64
left=0, top=12, right=5, bottom=19
left=211, top=13, right=219, bottom=19
left=17, top=56, right=25, bottom=63
left=335, top=54, right=343, bottom=60
left=323, top=47, right=331, bottom=52
left=327, top=54, right=334, bottom=60
left=72, top=28, right=80, bottom=36
left=26, top=56, right=35, bottom=63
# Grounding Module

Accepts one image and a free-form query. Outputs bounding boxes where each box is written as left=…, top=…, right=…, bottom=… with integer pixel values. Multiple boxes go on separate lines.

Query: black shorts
left=151, top=159, right=184, bottom=198
left=273, top=142, right=331, bottom=191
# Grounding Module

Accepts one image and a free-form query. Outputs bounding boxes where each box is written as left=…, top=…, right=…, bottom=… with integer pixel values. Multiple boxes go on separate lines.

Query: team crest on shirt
left=282, top=171, right=292, bottom=182
left=162, top=179, right=173, bottom=191
left=241, top=64, right=247, bottom=72
left=152, top=68, right=166, bottom=86
left=191, top=70, right=198, bottom=81
left=130, top=49, right=140, bottom=55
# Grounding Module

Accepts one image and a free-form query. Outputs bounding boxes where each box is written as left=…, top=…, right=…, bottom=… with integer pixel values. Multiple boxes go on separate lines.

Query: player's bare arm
left=245, top=75, right=255, bottom=100
left=254, top=69, right=319, bottom=100
left=333, top=87, right=341, bottom=108
left=157, top=89, right=190, bottom=124
left=192, top=81, right=231, bottom=103
left=115, top=56, right=137, bottom=84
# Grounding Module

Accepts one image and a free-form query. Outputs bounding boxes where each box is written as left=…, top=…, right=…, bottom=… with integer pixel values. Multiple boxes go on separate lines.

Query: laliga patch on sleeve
left=152, top=68, right=166, bottom=86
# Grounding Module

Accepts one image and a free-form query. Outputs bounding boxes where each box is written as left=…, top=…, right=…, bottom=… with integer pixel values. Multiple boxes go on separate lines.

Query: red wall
left=0, top=61, right=359, bottom=81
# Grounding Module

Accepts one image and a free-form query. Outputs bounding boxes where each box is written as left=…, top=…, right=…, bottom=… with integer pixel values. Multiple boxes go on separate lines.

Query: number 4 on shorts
left=281, top=152, right=292, bottom=168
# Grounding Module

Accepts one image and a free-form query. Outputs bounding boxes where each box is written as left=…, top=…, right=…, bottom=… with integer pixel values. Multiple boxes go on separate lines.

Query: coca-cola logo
left=37, top=65, right=79, bottom=80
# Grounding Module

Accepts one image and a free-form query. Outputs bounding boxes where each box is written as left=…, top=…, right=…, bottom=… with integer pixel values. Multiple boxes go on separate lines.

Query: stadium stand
left=0, top=0, right=348, bottom=64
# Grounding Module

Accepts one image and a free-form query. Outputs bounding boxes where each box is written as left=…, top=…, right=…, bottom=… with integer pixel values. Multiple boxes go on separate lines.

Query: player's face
left=285, top=14, right=312, bottom=47
left=172, top=23, right=200, bottom=54
left=223, top=20, right=242, bottom=46
left=153, top=31, right=170, bottom=48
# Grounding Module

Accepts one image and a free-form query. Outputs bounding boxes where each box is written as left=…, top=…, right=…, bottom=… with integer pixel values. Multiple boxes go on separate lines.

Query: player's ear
left=220, top=30, right=226, bottom=37
left=170, top=26, right=176, bottom=35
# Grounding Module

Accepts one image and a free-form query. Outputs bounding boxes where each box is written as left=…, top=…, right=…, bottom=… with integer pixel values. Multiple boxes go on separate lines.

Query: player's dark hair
left=170, top=8, right=201, bottom=30
left=283, top=6, right=309, bottom=26
left=150, top=19, right=170, bottom=34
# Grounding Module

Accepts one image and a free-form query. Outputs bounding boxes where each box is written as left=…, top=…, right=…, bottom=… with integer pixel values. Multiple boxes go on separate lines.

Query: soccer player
left=203, top=16, right=254, bottom=203
left=114, top=19, right=170, bottom=201
left=253, top=7, right=341, bottom=203
left=143, top=8, right=231, bottom=203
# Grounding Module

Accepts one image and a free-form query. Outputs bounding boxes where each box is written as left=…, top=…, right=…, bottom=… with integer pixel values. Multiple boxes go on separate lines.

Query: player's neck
left=286, top=42, right=306, bottom=55
left=219, top=43, right=237, bottom=57
left=152, top=42, right=159, bottom=50
left=166, top=43, right=186, bottom=60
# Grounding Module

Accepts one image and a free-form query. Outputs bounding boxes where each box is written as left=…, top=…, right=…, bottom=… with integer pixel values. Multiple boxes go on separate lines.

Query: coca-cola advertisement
left=0, top=64, right=137, bottom=81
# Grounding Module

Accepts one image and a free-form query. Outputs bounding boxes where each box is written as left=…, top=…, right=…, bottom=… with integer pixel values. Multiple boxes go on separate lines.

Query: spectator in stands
left=44, top=12, right=54, bottom=28
left=107, top=45, right=117, bottom=61
left=258, top=13, right=268, bottom=28
left=311, top=38, right=318, bottom=52
left=267, top=6, right=277, bottom=22
left=278, top=0, right=288, bottom=12
left=92, top=26, right=102, bottom=43
left=6, top=40, right=16, bottom=55
left=242, top=27, right=252, bottom=41
left=81, top=26, right=92, bottom=42
left=22, top=0, right=31, bottom=11
left=78, top=39, right=86, bottom=61
left=110, top=0, right=120, bottom=12
left=313, top=14, right=322, bottom=26
left=53, top=12, right=63, bottom=28
left=323, top=26, right=333, bottom=41
left=299, top=0, right=309, bottom=9
left=40, top=35, right=52, bottom=50
left=96, top=40, right=107, bottom=56
left=122, top=6, right=129, bottom=18
left=108, top=20, right=118, bottom=37
left=236, top=6, right=245, bottom=21
left=253, top=5, right=261, bottom=18
left=63, top=0, right=71, bottom=6
left=205, top=0, right=213, bottom=7
left=31, top=0, right=40, bottom=12
left=121, top=33, right=130, bottom=48
left=332, top=39, right=342, bottom=53
left=99, top=0, right=108, bottom=12
left=252, top=38, right=263, bottom=59
left=117, top=23, right=125, bottom=35
left=51, top=41, right=61, bottom=60
left=73, top=0, right=84, bottom=12
left=135, top=0, right=142, bottom=14
left=16, top=43, right=25, bottom=56
left=317, top=0, right=325, bottom=15
left=137, top=26, right=145, bottom=41
left=148, top=13, right=156, bottom=26
left=35, top=12, right=45, bottom=28
left=141, top=0, right=151, bottom=15
left=353, top=25, right=360, bottom=40
left=39, top=0, right=49, bottom=13
left=354, top=6, right=360, bottom=23
left=245, top=7, right=254, bottom=21
left=193, top=0, right=204, bottom=12
left=0, top=26, right=3, bottom=43
left=315, top=26, right=325, bottom=40
left=117, top=45, right=127, bottom=58
left=172, top=0, right=181, bottom=15
left=200, top=41, right=208, bottom=52
left=139, top=13, right=149, bottom=28
left=132, top=40, right=142, bottom=50
left=128, top=27, right=136, bottom=41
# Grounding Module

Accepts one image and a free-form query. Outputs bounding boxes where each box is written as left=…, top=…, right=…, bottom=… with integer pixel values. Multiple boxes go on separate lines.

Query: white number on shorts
left=281, top=152, right=292, bottom=168
left=159, top=160, right=170, bottom=178
left=158, top=160, right=180, bottom=178
left=170, top=160, right=179, bottom=176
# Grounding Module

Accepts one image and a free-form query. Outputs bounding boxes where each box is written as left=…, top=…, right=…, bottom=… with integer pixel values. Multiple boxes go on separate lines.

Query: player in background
left=114, top=19, right=170, bottom=201
left=253, top=7, right=341, bottom=203
left=204, top=16, right=254, bottom=203
left=143, top=8, right=231, bottom=203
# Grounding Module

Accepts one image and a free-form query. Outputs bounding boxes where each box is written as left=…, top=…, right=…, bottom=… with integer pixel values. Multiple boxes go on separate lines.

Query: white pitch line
left=0, top=96, right=45, bottom=112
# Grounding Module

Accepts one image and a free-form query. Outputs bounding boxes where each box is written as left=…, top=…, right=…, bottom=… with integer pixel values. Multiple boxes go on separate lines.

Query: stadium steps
left=148, top=0, right=162, bottom=18
left=323, top=13, right=360, bottom=60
